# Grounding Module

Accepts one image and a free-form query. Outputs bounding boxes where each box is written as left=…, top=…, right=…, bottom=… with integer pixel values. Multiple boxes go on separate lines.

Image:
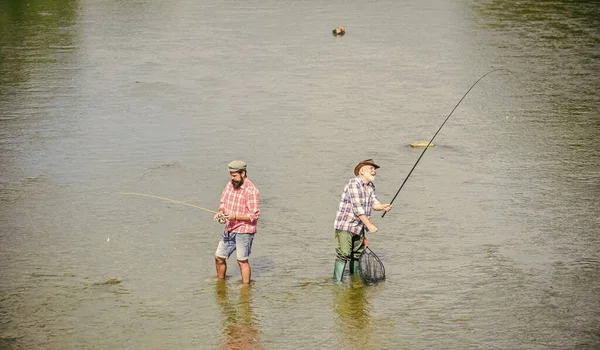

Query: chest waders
left=333, top=228, right=364, bottom=284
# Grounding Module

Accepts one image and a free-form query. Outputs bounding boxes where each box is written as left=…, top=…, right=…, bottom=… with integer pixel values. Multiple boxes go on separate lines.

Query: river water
left=1, top=0, right=599, bottom=349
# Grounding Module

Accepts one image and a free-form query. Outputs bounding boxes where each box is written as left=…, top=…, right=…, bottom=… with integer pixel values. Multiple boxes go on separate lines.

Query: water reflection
left=472, top=0, right=600, bottom=117
left=215, top=281, right=262, bottom=350
left=0, top=0, right=81, bottom=95
left=0, top=0, right=81, bottom=185
left=333, top=278, right=376, bottom=350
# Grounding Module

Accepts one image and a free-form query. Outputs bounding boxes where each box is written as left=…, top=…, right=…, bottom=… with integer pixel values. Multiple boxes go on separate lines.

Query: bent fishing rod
left=382, top=68, right=518, bottom=218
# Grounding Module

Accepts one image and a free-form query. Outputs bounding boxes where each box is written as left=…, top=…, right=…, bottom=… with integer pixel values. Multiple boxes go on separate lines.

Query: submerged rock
left=104, top=278, right=121, bottom=285
left=0, top=334, right=21, bottom=341
left=410, top=141, right=435, bottom=148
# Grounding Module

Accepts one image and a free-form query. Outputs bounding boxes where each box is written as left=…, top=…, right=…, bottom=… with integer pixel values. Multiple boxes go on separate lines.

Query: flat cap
left=228, top=160, right=247, bottom=171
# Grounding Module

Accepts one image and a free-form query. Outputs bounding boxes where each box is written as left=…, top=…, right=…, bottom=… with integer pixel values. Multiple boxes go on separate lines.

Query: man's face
left=360, top=165, right=376, bottom=182
left=230, top=170, right=245, bottom=189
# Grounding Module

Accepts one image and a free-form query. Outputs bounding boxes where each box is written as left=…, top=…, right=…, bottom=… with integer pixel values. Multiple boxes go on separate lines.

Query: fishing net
left=358, top=247, right=385, bottom=285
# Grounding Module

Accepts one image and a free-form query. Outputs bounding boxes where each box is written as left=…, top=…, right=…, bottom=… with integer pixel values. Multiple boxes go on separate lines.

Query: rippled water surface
left=1, top=0, right=599, bottom=349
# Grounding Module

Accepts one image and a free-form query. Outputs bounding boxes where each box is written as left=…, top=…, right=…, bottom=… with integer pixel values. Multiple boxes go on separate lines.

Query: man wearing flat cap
left=333, top=159, right=392, bottom=283
left=213, top=160, right=260, bottom=284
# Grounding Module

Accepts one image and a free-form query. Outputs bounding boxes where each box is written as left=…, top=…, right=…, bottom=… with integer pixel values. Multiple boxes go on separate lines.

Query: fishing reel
left=217, top=214, right=226, bottom=225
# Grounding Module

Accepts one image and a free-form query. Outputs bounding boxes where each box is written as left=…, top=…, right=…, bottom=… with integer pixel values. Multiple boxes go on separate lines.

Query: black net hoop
left=358, top=247, right=385, bottom=285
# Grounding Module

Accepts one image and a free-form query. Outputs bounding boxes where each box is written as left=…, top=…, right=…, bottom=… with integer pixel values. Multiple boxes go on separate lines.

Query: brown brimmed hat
left=354, top=159, right=380, bottom=176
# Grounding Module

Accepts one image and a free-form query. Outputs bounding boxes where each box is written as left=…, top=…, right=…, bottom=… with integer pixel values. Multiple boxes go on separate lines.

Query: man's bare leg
left=215, top=256, right=227, bottom=279
left=238, top=260, right=251, bottom=284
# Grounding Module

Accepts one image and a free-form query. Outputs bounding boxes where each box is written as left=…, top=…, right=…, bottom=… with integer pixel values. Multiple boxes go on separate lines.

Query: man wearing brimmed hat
left=213, top=160, right=260, bottom=284
left=333, top=159, right=392, bottom=283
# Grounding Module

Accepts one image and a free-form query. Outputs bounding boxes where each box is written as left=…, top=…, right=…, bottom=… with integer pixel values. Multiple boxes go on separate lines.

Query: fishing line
left=119, top=192, right=219, bottom=214
left=382, top=68, right=519, bottom=218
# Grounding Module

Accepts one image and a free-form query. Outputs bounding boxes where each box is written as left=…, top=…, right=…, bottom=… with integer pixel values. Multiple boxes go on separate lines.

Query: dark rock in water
left=104, top=278, right=121, bottom=285
left=332, top=27, right=345, bottom=36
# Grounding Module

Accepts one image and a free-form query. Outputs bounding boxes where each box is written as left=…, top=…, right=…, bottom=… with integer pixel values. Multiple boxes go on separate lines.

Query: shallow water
left=1, top=0, right=599, bottom=349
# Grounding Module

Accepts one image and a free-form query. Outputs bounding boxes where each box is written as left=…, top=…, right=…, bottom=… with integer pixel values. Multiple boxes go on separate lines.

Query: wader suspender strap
left=350, top=234, right=355, bottom=273
left=350, top=227, right=365, bottom=273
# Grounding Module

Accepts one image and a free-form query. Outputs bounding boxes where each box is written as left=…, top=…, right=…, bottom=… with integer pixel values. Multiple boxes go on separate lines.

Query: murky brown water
left=1, top=0, right=599, bottom=349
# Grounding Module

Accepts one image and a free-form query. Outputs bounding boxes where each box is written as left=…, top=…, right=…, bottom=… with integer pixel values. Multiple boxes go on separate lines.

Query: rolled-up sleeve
left=246, top=188, right=260, bottom=223
left=371, top=191, right=380, bottom=206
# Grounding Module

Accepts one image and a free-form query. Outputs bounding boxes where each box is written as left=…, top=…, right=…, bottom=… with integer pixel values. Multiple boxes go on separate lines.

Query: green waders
left=333, top=260, right=346, bottom=284
left=333, top=229, right=364, bottom=283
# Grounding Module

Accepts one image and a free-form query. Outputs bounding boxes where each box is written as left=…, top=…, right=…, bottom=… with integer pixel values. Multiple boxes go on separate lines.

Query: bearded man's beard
left=231, top=178, right=244, bottom=189
left=365, top=174, right=375, bottom=182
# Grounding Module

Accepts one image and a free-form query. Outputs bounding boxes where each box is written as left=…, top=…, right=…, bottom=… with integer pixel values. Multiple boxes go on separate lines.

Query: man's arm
left=226, top=188, right=259, bottom=222
left=357, top=214, right=378, bottom=233
left=373, top=203, right=392, bottom=212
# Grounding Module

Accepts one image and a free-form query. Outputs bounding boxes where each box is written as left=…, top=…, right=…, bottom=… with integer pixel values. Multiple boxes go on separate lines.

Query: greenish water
left=1, top=0, right=599, bottom=349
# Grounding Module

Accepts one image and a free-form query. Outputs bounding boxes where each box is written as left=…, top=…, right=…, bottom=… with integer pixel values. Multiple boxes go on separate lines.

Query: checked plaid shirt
left=219, top=178, right=260, bottom=234
left=334, top=176, right=380, bottom=235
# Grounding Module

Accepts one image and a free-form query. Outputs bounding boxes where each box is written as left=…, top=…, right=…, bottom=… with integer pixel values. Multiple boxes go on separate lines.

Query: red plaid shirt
left=219, top=178, right=260, bottom=234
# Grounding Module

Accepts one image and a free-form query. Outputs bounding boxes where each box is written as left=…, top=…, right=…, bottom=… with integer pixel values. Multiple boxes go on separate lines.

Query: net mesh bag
left=358, top=247, right=386, bottom=285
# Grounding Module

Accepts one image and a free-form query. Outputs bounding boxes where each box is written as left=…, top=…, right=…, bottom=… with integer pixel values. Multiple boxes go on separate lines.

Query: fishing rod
left=119, top=192, right=225, bottom=222
left=382, top=68, right=518, bottom=218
